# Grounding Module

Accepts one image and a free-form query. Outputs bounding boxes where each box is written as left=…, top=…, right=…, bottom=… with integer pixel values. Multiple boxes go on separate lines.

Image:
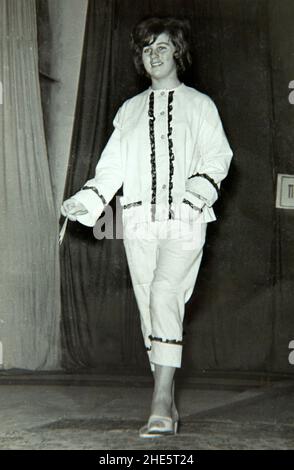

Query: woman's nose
left=150, top=49, right=159, bottom=58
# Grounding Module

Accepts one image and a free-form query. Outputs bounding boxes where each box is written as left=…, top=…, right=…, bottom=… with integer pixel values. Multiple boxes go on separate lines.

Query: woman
left=61, top=16, right=233, bottom=437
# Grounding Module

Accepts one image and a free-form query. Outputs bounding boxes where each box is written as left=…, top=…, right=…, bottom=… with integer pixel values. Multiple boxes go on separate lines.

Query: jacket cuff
left=186, top=175, right=219, bottom=207
left=72, top=188, right=105, bottom=227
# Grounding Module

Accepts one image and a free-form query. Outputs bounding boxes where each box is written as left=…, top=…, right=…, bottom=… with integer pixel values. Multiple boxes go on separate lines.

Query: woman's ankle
left=150, top=393, right=173, bottom=417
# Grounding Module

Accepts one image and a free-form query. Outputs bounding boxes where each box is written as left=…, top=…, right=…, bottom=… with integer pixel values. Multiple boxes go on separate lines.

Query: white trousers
left=123, top=220, right=207, bottom=371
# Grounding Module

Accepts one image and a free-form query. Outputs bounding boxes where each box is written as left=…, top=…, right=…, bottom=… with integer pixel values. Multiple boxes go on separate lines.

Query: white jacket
left=72, top=83, right=233, bottom=228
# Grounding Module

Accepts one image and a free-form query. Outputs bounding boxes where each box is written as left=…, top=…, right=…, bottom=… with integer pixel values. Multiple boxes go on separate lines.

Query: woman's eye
left=143, top=48, right=151, bottom=54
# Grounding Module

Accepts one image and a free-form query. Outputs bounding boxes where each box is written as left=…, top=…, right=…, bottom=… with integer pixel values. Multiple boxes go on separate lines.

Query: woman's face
left=142, top=32, right=178, bottom=81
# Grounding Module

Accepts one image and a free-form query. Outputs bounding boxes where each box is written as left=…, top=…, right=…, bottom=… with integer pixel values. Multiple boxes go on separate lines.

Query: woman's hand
left=61, top=198, right=88, bottom=221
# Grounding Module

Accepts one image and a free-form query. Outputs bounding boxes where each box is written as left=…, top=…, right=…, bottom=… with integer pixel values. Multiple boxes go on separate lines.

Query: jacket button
left=162, top=184, right=167, bottom=190
left=160, top=111, right=165, bottom=116
left=160, top=91, right=165, bottom=96
left=161, top=134, right=165, bottom=140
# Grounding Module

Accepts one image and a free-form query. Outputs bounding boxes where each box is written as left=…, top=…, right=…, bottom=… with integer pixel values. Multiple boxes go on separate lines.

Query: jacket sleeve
left=184, top=97, right=233, bottom=210
left=71, top=106, right=124, bottom=227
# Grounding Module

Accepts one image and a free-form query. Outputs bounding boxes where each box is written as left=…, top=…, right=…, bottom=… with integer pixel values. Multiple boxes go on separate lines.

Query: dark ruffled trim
left=188, top=172, right=220, bottom=196
left=148, top=92, right=156, bottom=221
left=122, top=201, right=142, bottom=209
left=167, top=91, right=175, bottom=219
left=82, top=186, right=106, bottom=205
left=148, top=334, right=183, bottom=346
left=183, top=198, right=203, bottom=212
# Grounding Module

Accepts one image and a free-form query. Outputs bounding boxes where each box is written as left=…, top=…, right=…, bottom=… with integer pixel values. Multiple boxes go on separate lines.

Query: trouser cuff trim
left=148, top=334, right=183, bottom=346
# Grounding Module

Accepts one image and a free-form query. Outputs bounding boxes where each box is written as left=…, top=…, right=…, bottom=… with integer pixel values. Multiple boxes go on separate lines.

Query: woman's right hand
left=61, top=198, right=88, bottom=221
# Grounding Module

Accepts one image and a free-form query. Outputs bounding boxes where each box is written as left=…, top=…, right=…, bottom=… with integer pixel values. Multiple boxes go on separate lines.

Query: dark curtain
left=60, top=0, right=294, bottom=375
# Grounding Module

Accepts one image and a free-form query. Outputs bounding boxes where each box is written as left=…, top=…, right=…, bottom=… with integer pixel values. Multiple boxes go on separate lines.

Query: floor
left=0, top=373, right=293, bottom=450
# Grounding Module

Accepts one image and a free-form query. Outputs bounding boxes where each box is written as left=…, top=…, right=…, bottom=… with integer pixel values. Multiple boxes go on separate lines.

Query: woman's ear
left=174, top=51, right=179, bottom=59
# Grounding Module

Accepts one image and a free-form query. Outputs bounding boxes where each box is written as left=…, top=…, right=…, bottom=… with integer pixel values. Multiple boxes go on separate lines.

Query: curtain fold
left=0, top=0, right=60, bottom=369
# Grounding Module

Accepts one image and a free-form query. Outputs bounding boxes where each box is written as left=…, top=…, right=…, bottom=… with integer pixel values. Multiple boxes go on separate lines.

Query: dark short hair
left=130, top=16, right=192, bottom=77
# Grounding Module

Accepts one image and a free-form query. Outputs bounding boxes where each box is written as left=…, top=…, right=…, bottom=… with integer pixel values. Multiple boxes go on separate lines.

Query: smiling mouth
left=151, top=62, right=163, bottom=67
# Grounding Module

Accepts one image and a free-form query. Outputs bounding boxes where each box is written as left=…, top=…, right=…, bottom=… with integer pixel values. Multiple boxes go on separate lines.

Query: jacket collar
left=147, top=82, right=184, bottom=95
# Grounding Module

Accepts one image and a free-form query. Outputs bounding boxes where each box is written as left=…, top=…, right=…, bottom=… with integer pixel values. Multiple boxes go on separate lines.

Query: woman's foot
left=139, top=384, right=179, bottom=438
left=139, top=415, right=176, bottom=438
left=139, top=368, right=179, bottom=438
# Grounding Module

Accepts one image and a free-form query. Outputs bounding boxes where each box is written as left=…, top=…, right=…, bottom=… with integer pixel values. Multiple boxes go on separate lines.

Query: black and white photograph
left=0, top=0, right=294, bottom=455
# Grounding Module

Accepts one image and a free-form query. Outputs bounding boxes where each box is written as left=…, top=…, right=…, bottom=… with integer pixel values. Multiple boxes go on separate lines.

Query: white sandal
left=139, top=414, right=178, bottom=438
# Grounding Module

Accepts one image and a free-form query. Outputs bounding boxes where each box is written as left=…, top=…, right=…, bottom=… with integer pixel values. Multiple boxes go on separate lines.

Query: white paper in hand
left=59, top=216, right=69, bottom=245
